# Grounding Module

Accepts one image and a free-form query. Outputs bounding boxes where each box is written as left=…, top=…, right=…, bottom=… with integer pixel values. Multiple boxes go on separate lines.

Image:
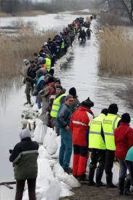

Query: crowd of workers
left=9, top=15, right=133, bottom=200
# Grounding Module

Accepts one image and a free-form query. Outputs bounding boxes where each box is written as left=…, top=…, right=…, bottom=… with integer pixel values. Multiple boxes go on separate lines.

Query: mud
left=61, top=185, right=133, bottom=200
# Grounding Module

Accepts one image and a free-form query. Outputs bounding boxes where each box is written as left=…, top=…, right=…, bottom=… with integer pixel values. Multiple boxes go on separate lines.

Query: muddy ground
left=61, top=185, right=133, bottom=200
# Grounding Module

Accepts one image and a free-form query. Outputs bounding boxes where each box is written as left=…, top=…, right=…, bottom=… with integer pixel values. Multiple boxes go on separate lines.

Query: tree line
left=0, top=0, right=94, bottom=14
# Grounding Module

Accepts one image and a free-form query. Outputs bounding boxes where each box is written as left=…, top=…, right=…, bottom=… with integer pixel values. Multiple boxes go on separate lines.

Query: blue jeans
left=59, top=128, right=72, bottom=170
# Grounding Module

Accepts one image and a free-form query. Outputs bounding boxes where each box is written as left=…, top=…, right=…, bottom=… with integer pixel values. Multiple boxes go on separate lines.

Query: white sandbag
left=43, top=128, right=58, bottom=155
left=51, top=136, right=61, bottom=159
left=59, top=182, right=74, bottom=198
left=37, top=158, right=54, bottom=189
left=33, top=119, right=47, bottom=144
left=43, top=128, right=53, bottom=148
left=101, top=162, right=119, bottom=184
left=53, top=163, right=80, bottom=188
left=45, top=180, right=61, bottom=200
left=38, top=146, right=51, bottom=160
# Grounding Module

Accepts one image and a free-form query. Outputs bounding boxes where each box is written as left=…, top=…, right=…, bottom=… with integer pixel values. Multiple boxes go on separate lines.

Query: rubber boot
left=73, top=154, right=80, bottom=177
left=119, top=178, right=125, bottom=195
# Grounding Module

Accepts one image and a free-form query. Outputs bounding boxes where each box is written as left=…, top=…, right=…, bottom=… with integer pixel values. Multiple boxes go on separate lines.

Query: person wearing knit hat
left=70, top=97, right=94, bottom=181
left=69, top=87, right=77, bottom=98
left=9, top=127, right=39, bottom=200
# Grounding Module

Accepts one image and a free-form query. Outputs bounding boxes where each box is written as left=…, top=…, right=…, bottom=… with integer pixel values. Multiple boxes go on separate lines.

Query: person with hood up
left=9, top=122, right=39, bottom=200
left=70, top=97, right=94, bottom=181
left=115, top=113, right=133, bottom=195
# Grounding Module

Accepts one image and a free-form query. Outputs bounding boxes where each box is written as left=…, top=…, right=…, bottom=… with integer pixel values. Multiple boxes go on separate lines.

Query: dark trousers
left=126, top=161, right=133, bottom=185
left=105, top=150, right=115, bottom=185
left=15, top=178, right=36, bottom=200
left=88, top=149, right=105, bottom=184
left=25, top=82, right=32, bottom=104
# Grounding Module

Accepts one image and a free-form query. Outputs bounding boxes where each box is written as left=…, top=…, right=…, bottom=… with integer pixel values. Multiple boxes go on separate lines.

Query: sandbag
left=43, top=128, right=58, bottom=155
left=34, top=119, right=47, bottom=144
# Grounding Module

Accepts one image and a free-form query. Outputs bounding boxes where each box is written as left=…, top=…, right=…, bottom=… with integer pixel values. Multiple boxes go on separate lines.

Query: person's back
left=115, top=115, right=133, bottom=160
left=9, top=128, right=39, bottom=200
left=10, top=129, right=39, bottom=180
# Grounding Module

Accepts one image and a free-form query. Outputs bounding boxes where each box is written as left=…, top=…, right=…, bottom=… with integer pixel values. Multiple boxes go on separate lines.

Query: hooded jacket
left=9, top=128, right=39, bottom=180
left=114, top=123, right=133, bottom=160
left=70, top=106, right=94, bottom=146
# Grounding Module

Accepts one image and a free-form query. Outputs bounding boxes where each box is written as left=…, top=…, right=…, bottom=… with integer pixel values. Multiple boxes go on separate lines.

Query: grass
left=0, top=27, right=56, bottom=94
left=98, top=26, right=133, bottom=76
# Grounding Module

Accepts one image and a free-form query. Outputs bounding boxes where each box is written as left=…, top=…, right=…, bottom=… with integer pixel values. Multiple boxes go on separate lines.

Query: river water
left=0, top=13, right=132, bottom=181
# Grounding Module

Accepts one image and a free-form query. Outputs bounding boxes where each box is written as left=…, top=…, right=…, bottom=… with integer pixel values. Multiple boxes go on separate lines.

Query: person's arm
left=57, top=106, right=68, bottom=128
left=101, top=125, right=105, bottom=142
left=9, top=143, right=22, bottom=163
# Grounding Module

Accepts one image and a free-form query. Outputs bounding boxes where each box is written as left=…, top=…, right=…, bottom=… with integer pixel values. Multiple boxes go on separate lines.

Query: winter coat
left=9, top=137, right=39, bottom=180
left=126, top=146, right=133, bottom=162
left=70, top=106, right=94, bottom=147
left=57, top=104, right=72, bottom=129
left=114, top=123, right=133, bottom=160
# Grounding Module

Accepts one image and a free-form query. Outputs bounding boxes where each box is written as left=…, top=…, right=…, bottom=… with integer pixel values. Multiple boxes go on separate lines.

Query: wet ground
left=61, top=185, right=133, bottom=200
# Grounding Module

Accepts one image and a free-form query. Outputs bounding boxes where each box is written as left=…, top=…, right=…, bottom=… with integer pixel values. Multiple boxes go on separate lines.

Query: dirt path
left=61, top=185, right=133, bottom=200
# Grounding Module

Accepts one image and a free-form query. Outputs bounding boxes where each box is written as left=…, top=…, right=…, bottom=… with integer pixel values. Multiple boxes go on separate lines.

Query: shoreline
left=0, top=10, right=48, bottom=18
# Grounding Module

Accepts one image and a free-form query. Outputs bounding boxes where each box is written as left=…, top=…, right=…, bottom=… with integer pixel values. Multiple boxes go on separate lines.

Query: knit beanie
left=20, top=128, right=31, bottom=140
left=81, top=97, right=94, bottom=108
left=69, top=87, right=77, bottom=98
left=121, top=113, right=131, bottom=123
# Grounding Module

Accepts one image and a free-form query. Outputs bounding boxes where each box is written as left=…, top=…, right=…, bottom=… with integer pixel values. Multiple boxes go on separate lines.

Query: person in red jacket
left=114, top=113, right=133, bottom=195
left=70, top=97, right=94, bottom=181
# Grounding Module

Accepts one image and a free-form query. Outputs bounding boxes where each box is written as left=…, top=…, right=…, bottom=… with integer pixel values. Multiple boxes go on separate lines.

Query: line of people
left=10, top=13, right=133, bottom=200
left=9, top=16, right=94, bottom=200
left=58, top=99, right=133, bottom=196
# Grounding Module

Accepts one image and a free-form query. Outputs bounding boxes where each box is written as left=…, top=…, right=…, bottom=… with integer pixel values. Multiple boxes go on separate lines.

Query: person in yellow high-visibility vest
left=50, top=85, right=66, bottom=134
left=43, top=57, right=52, bottom=73
left=102, top=104, right=121, bottom=188
left=88, top=108, right=108, bottom=187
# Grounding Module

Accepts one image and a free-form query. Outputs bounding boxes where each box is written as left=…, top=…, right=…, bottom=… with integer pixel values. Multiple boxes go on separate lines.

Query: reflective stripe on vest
left=72, top=120, right=87, bottom=127
left=89, top=113, right=106, bottom=150
left=50, top=94, right=65, bottom=118
left=102, top=114, right=120, bottom=151
left=45, top=58, right=51, bottom=72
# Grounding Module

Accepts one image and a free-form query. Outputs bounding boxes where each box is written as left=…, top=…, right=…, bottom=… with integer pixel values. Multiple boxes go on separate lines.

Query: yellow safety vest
left=89, top=113, right=106, bottom=150
left=45, top=57, right=51, bottom=72
left=102, top=114, right=120, bottom=151
left=61, top=41, right=65, bottom=49
left=50, top=94, right=66, bottom=118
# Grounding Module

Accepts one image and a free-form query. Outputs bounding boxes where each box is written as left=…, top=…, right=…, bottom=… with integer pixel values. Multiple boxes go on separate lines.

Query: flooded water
left=0, top=13, right=132, bottom=181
